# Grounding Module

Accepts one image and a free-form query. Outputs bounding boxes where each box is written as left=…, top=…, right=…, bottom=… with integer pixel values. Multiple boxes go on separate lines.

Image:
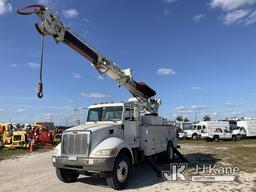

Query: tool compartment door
left=140, top=125, right=176, bottom=156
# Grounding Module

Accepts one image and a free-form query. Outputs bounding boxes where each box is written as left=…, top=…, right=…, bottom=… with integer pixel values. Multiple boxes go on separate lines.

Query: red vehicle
left=32, top=125, right=53, bottom=144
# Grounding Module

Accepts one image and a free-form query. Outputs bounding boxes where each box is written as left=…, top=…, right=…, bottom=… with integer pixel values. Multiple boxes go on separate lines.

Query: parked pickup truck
left=206, top=128, right=233, bottom=141
left=232, top=127, right=246, bottom=140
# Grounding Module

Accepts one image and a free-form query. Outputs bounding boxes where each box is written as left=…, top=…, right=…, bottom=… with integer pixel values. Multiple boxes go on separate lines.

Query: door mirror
left=133, top=107, right=140, bottom=120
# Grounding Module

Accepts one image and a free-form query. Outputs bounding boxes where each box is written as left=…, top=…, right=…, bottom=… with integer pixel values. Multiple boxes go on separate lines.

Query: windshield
left=87, top=106, right=123, bottom=122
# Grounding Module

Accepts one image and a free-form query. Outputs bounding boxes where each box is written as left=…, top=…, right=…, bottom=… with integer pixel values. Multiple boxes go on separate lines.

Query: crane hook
left=37, top=81, right=43, bottom=98
left=37, top=35, right=45, bottom=99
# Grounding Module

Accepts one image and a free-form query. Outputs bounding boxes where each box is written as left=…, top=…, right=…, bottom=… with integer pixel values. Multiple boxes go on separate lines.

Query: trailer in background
left=237, top=119, right=256, bottom=137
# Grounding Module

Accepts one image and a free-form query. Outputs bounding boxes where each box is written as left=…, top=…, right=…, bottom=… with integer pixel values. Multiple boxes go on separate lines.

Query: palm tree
left=203, top=115, right=211, bottom=121
left=176, top=116, right=183, bottom=122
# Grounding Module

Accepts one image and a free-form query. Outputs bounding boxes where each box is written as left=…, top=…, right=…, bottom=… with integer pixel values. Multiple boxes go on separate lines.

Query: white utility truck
left=183, top=121, right=229, bottom=140
left=17, top=5, right=178, bottom=190
left=175, top=122, right=192, bottom=139
left=237, top=119, right=256, bottom=137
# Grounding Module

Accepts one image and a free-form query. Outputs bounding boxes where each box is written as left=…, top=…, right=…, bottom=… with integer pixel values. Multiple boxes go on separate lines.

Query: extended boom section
left=19, top=5, right=160, bottom=114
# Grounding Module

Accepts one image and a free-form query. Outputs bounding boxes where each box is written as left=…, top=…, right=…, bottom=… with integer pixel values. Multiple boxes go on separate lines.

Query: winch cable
left=16, top=4, right=47, bottom=99
left=37, top=35, right=45, bottom=99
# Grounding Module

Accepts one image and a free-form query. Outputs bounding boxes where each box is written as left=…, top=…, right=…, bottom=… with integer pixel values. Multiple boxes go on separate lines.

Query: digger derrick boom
left=19, top=5, right=159, bottom=114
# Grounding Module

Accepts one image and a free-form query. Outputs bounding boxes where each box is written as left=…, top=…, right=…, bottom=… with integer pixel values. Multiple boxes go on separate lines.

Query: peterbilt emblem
left=72, top=131, right=78, bottom=135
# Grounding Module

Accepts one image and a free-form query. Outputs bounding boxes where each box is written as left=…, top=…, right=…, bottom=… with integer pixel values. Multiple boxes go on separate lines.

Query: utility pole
left=194, top=112, right=197, bottom=123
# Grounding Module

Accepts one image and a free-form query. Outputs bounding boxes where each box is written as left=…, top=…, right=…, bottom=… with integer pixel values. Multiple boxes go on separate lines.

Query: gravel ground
left=0, top=143, right=255, bottom=192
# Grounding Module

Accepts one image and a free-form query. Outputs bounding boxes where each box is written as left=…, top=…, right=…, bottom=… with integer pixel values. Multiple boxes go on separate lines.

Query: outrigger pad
left=136, top=82, right=156, bottom=98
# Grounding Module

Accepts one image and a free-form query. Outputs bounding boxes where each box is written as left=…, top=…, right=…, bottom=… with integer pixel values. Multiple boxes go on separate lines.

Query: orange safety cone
left=29, top=143, right=33, bottom=152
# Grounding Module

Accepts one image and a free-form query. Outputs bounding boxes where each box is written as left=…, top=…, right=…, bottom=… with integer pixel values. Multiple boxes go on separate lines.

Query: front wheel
left=236, top=134, right=241, bottom=141
left=56, top=168, right=79, bottom=183
left=192, top=134, right=198, bottom=140
left=106, top=154, right=131, bottom=190
left=214, top=136, right=219, bottom=142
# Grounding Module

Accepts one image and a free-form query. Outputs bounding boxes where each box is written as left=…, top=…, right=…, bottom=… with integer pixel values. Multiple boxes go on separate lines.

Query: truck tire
left=56, top=168, right=79, bottom=183
left=236, top=134, right=241, bottom=141
left=192, top=134, right=198, bottom=141
left=106, top=153, right=131, bottom=190
left=213, top=136, right=219, bottom=142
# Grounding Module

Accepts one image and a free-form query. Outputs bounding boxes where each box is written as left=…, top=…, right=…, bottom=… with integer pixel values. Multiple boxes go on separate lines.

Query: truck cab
left=52, top=101, right=177, bottom=189
left=183, top=124, right=205, bottom=140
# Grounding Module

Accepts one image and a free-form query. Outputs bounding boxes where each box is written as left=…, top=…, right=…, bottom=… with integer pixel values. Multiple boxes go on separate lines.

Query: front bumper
left=52, top=156, right=116, bottom=172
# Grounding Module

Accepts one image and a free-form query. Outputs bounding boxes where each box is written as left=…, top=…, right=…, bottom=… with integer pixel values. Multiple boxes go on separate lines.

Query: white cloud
left=244, top=10, right=256, bottom=24
left=72, top=73, right=82, bottom=79
left=231, top=111, right=242, bottom=115
left=225, top=102, right=245, bottom=107
left=63, top=9, right=78, bottom=18
left=176, top=106, right=193, bottom=114
left=81, top=92, right=110, bottom=98
left=176, top=106, right=187, bottom=111
left=82, top=18, right=91, bottom=23
left=26, top=62, right=40, bottom=69
left=191, top=105, right=209, bottom=110
left=38, top=0, right=50, bottom=5
left=210, top=0, right=256, bottom=11
left=163, top=0, right=177, bottom=4
left=191, top=86, right=202, bottom=91
left=176, top=105, right=208, bottom=113
left=157, top=68, right=176, bottom=76
left=0, top=0, right=12, bottom=15
left=11, top=64, right=17, bottom=68
left=37, top=0, right=59, bottom=7
left=223, top=9, right=250, bottom=25
left=193, top=14, right=205, bottom=23
left=15, top=109, right=27, bottom=113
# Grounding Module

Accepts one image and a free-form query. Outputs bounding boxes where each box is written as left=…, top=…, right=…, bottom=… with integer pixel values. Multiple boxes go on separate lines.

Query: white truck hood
left=65, top=123, right=117, bottom=132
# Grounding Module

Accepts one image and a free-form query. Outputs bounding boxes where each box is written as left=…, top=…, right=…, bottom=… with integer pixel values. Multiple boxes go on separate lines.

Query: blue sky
left=1, top=0, right=256, bottom=125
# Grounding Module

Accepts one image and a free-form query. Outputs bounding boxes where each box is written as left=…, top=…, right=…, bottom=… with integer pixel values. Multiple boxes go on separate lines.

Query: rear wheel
left=106, top=153, right=131, bottom=190
left=56, top=168, right=79, bottom=183
left=192, top=134, right=198, bottom=140
left=214, top=136, right=219, bottom=142
left=236, top=134, right=241, bottom=141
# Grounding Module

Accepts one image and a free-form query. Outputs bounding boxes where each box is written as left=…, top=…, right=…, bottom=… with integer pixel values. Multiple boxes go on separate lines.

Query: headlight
left=53, top=143, right=61, bottom=156
left=94, top=148, right=118, bottom=157
left=52, top=156, right=56, bottom=163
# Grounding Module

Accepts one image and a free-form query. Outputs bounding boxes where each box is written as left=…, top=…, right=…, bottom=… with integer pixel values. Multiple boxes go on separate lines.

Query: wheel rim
left=117, top=160, right=128, bottom=183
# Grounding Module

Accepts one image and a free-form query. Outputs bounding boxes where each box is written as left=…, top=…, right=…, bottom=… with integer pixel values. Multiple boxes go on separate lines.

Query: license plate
left=68, top=156, right=77, bottom=161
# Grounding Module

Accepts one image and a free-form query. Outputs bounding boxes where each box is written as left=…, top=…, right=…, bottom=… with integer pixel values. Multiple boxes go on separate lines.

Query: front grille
left=62, top=132, right=90, bottom=157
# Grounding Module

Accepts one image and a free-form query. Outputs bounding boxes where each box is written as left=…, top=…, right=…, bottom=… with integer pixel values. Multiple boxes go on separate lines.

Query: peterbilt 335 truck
left=17, top=4, right=178, bottom=190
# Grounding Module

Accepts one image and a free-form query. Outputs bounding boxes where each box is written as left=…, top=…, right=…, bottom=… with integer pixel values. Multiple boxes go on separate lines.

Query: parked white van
left=236, top=119, right=256, bottom=137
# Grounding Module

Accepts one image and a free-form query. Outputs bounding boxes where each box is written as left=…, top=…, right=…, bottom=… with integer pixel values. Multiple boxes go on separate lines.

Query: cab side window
left=124, top=108, right=134, bottom=120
